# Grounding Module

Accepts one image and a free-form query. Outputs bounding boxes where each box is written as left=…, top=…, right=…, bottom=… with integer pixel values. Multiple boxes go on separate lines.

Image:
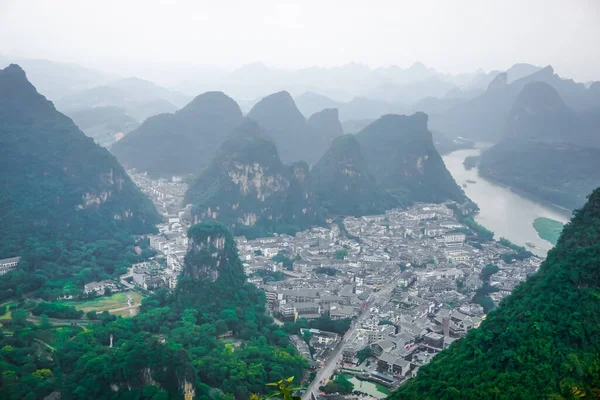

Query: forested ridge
left=0, top=222, right=307, bottom=399
left=389, top=187, right=600, bottom=399
left=0, top=64, right=160, bottom=301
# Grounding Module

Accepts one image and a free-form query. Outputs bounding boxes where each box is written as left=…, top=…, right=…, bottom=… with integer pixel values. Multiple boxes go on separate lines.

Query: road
left=302, top=271, right=401, bottom=399
left=119, top=267, right=135, bottom=289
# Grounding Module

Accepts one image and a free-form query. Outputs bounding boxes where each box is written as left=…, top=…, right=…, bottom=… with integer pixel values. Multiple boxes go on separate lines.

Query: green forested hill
left=356, top=113, right=466, bottom=205
left=389, top=187, right=600, bottom=399
left=312, top=134, right=396, bottom=216
left=185, top=119, right=324, bottom=238
left=0, top=64, right=160, bottom=299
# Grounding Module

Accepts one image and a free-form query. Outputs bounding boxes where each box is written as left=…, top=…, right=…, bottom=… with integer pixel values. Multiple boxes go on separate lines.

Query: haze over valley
left=1, top=1, right=599, bottom=399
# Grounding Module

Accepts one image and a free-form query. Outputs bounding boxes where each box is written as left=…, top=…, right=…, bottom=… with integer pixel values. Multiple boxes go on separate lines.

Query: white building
left=83, top=280, right=119, bottom=295
left=0, top=257, right=20, bottom=275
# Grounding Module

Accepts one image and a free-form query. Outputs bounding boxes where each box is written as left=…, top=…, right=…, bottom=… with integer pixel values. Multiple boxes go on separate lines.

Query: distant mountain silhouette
left=111, top=91, right=243, bottom=177
left=55, top=77, right=189, bottom=120
left=247, top=91, right=324, bottom=164
left=365, top=77, right=457, bottom=104
left=67, top=106, right=139, bottom=147
left=0, top=55, right=114, bottom=100
left=307, top=108, right=344, bottom=145
left=294, top=91, right=341, bottom=117
left=429, top=65, right=597, bottom=141
left=478, top=81, right=600, bottom=209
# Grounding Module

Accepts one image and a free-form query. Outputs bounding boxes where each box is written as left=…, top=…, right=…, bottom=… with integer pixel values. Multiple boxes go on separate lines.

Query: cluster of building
left=128, top=171, right=188, bottom=215
left=126, top=172, right=196, bottom=291
left=83, top=173, right=193, bottom=295
left=236, top=203, right=541, bottom=389
left=104, top=173, right=542, bottom=392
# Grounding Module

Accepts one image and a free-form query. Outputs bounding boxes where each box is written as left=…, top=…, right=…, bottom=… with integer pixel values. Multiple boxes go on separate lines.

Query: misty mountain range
left=2, top=54, right=599, bottom=212
left=3, top=54, right=598, bottom=148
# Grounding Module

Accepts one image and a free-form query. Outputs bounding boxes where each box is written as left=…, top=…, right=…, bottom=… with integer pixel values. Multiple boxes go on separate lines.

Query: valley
left=443, top=148, right=570, bottom=256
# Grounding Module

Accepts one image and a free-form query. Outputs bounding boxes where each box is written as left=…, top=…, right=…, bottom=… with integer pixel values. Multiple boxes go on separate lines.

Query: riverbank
left=475, top=173, right=573, bottom=216
left=443, top=148, right=570, bottom=256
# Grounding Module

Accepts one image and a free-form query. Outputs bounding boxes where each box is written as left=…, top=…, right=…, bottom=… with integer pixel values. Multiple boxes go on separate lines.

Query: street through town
left=302, top=272, right=401, bottom=399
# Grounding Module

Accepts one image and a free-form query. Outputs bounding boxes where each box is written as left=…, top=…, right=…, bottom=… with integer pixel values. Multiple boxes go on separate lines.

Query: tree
left=320, top=375, right=354, bottom=394
left=39, top=313, right=52, bottom=329
left=11, top=309, right=27, bottom=326
left=302, top=329, right=312, bottom=345
left=335, top=249, right=348, bottom=259
left=480, top=264, right=500, bottom=281
left=86, top=310, right=98, bottom=320
left=357, top=346, right=373, bottom=364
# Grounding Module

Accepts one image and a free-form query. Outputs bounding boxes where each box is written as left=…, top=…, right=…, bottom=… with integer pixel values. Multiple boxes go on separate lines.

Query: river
left=443, top=148, right=571, bottom=257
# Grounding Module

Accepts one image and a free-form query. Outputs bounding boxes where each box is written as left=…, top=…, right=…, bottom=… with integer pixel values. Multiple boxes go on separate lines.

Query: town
left=116, top=171, right=542, bottom=399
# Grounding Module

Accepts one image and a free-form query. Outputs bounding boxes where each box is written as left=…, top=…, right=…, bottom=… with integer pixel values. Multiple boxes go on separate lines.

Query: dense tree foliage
left=320, top=375, right=354, bottom=394
left=0, top=64, right=159, bottom=300
left=389, top=187, right=600, bottom=399
left=1, top=223, right=307, bottom=399
left=356, top=346, right=373, bottom=364
left=31, top=302, right=83, bottom=319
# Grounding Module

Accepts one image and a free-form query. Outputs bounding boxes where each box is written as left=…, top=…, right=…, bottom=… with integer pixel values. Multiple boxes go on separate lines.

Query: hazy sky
left=1, top=0, right=599, bottom=81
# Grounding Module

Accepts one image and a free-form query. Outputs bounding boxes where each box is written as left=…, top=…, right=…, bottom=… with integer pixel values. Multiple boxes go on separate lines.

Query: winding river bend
left=443, top=148, right=571, bottom=257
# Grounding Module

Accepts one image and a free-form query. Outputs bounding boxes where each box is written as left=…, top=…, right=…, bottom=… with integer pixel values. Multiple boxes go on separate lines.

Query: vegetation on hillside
left=185, top=120, right=324, bottom=239
left=0, top=64, right=160, bottom=301
left=389, top=187, right=600, bottom=399
left=0, top=223, right=307, bottom=399
left=356, top=113, right=467, bottom=205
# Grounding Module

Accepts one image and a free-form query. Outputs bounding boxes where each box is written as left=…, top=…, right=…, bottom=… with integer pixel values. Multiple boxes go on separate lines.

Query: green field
left=57, top=291, right=144, bottom=315
left=0, top=302, right=16, bottom=321
left=533, top=217, right=564, bottom=245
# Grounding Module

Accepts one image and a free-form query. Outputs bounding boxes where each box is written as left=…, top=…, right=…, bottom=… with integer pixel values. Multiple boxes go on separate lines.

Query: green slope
left=389, top=187, right=600, bottom=399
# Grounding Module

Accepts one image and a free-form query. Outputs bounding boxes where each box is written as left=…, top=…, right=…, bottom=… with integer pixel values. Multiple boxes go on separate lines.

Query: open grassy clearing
left=56, top=291, right=144, bottom=313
